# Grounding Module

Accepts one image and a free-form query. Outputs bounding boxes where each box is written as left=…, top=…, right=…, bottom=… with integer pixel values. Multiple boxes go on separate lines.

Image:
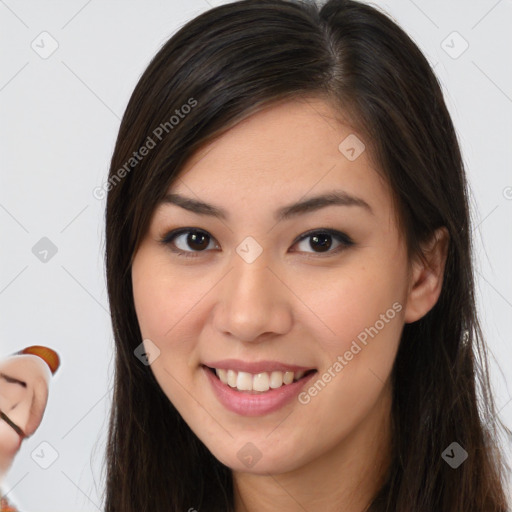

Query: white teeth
left=211, top=367, right=311, bottom=393
left=227, top=369, right=237, bottom=388
left=253, top=372, right=270, bottom=392
left=269, top=371, right=284, bottom=389
left=283, top=371, right=294, bottom=385
left=216, top=368, right=228, bottom=384
left=236, top=371, right=253, bottom=391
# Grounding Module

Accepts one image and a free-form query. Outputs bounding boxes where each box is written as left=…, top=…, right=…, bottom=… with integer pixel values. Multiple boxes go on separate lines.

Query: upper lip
left=203, top=359, right=316, bottom=374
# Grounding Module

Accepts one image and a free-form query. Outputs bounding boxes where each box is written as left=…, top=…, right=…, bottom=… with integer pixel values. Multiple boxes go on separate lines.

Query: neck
left=233, top=379, right=393, bottom=512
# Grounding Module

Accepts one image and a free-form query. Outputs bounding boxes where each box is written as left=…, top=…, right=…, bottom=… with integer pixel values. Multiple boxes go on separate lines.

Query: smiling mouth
left=204, top=365, right=317, bottom=394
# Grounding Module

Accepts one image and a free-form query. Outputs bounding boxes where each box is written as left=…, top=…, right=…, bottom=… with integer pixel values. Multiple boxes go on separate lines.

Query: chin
left=202, top=433, right=308, bottom=476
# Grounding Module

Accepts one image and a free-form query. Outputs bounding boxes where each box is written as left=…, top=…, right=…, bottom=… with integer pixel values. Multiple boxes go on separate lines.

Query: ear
left=403, top=227, right=450, bottom=324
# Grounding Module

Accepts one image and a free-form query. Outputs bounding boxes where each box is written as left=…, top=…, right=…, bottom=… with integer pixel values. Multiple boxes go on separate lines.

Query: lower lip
left=203, top=366, right=317, bottom=417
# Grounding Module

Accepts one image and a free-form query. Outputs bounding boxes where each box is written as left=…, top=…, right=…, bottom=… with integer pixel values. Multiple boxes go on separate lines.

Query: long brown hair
left=103, top=0, right=511, bottom=510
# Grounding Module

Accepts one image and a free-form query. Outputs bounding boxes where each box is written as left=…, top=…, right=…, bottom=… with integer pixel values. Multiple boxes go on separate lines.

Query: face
left=131, top=97, right=415, bottom=475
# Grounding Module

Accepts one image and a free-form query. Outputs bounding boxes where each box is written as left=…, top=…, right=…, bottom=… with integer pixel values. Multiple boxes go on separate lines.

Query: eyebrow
left=160, top=190, right=373, bottom=221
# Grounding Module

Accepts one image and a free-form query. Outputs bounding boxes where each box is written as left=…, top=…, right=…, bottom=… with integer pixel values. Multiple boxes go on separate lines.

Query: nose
left=212, top=251, right=293, bottom=343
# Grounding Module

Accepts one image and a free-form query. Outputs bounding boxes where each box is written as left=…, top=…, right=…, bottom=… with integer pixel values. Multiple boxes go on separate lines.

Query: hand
left=0, top=346, right=60, bottom=487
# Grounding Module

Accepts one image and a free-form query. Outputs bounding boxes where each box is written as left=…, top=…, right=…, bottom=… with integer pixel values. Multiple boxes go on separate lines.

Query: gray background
left=1, top=0, right=511, bottom=510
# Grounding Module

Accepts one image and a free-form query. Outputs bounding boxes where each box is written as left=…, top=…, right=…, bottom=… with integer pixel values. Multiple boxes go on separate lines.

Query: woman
left=103, top=0, right=511, bottom=510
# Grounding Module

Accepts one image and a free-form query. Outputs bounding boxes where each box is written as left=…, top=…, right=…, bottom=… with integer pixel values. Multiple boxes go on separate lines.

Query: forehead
left=167, top=97, right=393, bottom=220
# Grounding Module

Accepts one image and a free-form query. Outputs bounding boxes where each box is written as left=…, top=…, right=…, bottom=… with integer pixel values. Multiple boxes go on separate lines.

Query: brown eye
left=161, top=228, right=218, bottom=257
left=184, top=231, right=210, bottom=251
left=293, top=229, right=354, bottom=255
left=160, top=227, right=354, bottom=259
left=309, top=233, right=332, bottom=252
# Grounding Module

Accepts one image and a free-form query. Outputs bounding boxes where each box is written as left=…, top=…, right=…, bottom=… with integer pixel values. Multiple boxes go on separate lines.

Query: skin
left=131, top=97, right=448, bottom=512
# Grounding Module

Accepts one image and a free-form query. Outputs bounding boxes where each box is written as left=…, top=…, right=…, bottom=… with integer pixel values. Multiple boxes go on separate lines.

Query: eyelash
left=159, top=227, right=354, bottom=259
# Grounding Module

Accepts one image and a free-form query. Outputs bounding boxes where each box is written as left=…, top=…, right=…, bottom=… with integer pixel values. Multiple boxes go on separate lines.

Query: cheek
left=293, top=258, right=406, bottom=431
left=132, top=251, right=201, bottom=340
left=293, top=256, right=406, bottom=433
left=132, top=251, right=208, bottom=390
left=301, top=259, right=407, bottom=351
